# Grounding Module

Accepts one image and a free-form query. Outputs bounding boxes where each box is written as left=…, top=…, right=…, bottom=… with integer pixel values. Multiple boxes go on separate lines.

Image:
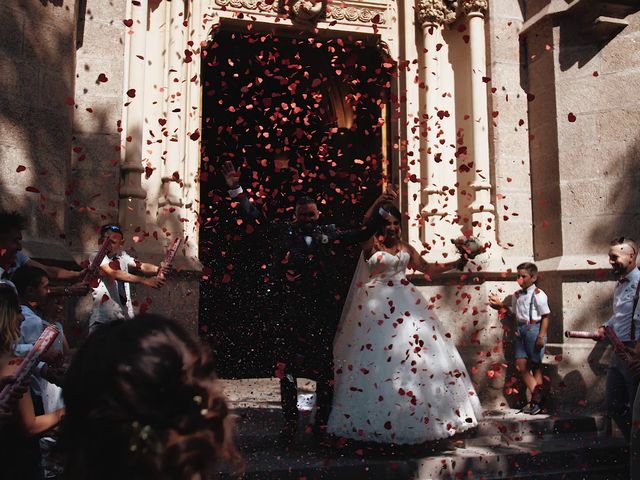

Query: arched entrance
left=198, top=27, right=392, bottom=377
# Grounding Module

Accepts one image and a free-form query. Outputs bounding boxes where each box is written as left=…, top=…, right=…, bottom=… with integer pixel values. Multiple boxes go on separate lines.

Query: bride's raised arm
left=361, top=186, right=397, bottom=259
left=406, top=243, right=463, bottom=276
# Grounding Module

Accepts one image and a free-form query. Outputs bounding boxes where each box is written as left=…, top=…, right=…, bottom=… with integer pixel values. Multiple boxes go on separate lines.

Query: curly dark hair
left=59, top=315, right=242, bottom=479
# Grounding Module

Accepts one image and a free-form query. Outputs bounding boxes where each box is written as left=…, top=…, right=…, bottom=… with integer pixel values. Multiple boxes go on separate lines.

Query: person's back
left=59, top=315, right=240, bottom=480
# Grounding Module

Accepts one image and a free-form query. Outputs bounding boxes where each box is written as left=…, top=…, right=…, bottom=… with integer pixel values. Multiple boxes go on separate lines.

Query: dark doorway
left=199, top=28, right=391, bottom=377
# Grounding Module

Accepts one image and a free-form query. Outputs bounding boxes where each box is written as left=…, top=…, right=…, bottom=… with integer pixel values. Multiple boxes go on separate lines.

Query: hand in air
left=221, top=161, right=241, bottom=189
left=377, top=184, right=398, bottom=205
left=488, top=293, right=502, bottom=309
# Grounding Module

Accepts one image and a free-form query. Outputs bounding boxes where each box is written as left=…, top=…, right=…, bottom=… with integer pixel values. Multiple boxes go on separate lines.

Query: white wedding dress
left=327, top=250, right=482, bottom=444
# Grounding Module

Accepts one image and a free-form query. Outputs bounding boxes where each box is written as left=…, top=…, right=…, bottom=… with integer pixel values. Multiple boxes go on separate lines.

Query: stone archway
left=197, top=27, right=391, bottom=376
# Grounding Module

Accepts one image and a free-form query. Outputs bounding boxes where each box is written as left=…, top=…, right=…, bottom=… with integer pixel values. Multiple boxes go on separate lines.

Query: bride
left=327, top=203, right=482, bottom=444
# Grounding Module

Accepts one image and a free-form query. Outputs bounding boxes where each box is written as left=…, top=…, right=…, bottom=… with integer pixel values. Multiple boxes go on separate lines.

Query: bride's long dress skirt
left=327, top=251, right=483, bottom=444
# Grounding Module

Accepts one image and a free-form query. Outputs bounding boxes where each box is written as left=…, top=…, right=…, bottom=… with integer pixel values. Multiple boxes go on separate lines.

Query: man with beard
left=594, top=237, right=640, bottom=445
left=222, top=160, right=393, bottom=441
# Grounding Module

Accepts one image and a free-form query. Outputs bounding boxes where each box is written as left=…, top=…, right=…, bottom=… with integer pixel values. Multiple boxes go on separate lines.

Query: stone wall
left=521, top=4, right=640, bottom=412
left=0, top=0, right=78, bottom=263
left=69, top=0, right=127, bottom=257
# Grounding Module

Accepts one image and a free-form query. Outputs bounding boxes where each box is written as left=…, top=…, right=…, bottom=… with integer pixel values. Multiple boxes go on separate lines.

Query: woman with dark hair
left=328, top=202, right=483, bottom=444
left=0, top=282, right=65, bottom=479
left=60, top=314, right=241, bottom=480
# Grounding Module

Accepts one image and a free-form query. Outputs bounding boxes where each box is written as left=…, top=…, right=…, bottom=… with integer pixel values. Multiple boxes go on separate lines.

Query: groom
left=222, top=160, right=393, bottom=440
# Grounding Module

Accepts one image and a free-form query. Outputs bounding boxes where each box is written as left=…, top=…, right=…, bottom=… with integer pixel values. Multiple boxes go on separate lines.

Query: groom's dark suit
left=233, top=192, right=381, bottom=427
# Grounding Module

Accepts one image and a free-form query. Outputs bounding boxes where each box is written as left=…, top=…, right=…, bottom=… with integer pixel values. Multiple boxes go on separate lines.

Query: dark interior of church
left=198, top=28, right=392, bottom=376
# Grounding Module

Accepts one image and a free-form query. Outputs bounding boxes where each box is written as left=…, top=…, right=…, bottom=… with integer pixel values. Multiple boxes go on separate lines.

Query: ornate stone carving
left=215, top=0, right=277, bottom=13
left=461, top=0, right=487, bottom=15
left=326, top=5, right=385, bottom=24
left=288, top=0, right=327, bottom=23
left=416, top=0, right=458, bottom=25
left=213, top=0, right=384, bottom=25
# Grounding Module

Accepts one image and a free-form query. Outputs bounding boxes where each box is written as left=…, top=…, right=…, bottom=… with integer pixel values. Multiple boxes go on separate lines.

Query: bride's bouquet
left=451, top=236, right=485, bottom=269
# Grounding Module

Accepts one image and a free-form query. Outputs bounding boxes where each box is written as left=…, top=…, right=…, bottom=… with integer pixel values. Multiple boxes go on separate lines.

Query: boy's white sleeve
left=95, top=253, right=110, bottom=268
left=536, top=290, right=551, bottom=316
left=123, top=252, right=138, bottom=268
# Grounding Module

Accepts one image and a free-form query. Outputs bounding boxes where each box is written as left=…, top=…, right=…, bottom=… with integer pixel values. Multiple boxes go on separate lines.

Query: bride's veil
left=333, top=251, right=370, bottom=356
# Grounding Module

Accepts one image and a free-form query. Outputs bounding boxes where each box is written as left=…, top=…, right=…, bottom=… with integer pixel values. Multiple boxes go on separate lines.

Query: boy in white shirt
left=89, top=224, right=165, bottom=332
left=489, top=262, right=551, bottom=415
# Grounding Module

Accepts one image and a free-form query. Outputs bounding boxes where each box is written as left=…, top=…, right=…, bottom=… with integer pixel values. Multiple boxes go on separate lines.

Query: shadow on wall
left=589, top=136, right=640, bottom=244
left=519, top=1, right=640, bottom=412
left=0, top=1, right=110, bottom=259
left=0, top=1, right=114, bottom=344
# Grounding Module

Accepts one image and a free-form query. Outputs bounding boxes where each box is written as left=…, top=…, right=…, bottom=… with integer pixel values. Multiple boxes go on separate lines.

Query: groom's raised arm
left=222, top=161, right=264, bottom=223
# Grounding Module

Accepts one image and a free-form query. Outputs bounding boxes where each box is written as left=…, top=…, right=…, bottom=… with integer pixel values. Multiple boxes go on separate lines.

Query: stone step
left=219, top=435, right=627, bottom=480
left=219, top=408, right=628, bottom=480
left=231, top=407, right=611, bottom=448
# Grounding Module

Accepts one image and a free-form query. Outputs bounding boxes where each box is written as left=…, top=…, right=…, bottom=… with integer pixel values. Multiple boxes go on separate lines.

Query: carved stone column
left=462, top=0, right=498, bottom=247
left=160, top=0, right=187, bottom=211
left=119, top=0, right=149, bottom=232
left=402, top=0, right=422, bottom=248
left=416, top=0, right=460, bottom=259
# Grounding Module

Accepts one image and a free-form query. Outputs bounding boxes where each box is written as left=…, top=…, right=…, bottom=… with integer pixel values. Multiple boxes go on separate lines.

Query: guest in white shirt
left=89, top=224, right=166, bottom=332
left=594, top=237, right=640, bottom=445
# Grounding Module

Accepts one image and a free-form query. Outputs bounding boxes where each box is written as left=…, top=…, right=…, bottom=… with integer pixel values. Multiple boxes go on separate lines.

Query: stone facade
left=1, top=0, right=639, bottom=412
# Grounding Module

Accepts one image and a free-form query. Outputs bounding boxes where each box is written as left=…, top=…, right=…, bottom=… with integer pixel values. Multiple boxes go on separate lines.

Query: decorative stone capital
left=416, top=0, right=458, bottom=26
left=285, top=0, right=327, bottom=24
left=461, top=0, right=487, bottom=16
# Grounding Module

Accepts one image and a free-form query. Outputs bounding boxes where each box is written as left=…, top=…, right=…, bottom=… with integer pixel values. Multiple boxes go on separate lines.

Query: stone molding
left=460, top=0, right=487, bottom=16
left=288, top=0, right=326, bottom=23
left=213, top=0, right=385, bottom=24
left=326, top=5, right=386, bottom=24
left=214, top=0, right=273, bottom=10
left=416, top=0, right=458, bottom=26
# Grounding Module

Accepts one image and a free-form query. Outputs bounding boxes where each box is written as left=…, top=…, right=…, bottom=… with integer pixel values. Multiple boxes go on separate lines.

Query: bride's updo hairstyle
left=60, top=314, right=241, bottom=480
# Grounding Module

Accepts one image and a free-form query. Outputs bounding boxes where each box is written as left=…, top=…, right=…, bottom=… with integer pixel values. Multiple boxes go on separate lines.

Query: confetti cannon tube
left=0, top=325, right=59, bottom=412
left=566, top=327, right=636, bottom=365
left=83, top=236, right=111, bottom=284
left=158, top=237, right=182, bottom=280
left=564, top=330, right=602, bottom=339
